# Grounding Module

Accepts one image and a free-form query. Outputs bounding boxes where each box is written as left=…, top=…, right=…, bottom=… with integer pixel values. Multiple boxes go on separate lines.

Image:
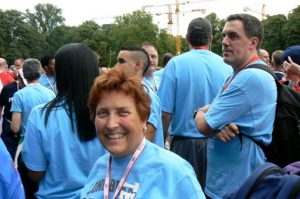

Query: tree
left=261, top=14, right=287, bottom=53
left=109, top=10, right=159, bottom=63
left=283, top=5, right=300, bottom=47
left=155, top=29, right=177, bottom=64
left=47, top=25, right=74, bottom=55
left=25, top=3, right=65, bottom=33
left=205, top=13, right=225, bottom=55
left=0, top=9, right=46, bottom=63
left=72, top=21, right=110, bottom=66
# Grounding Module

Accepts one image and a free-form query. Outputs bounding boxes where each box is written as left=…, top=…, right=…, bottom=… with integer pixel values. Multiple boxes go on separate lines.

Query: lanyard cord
left=45, top=75, right=56, bottom=92
left=222, top=56, right=260, bottom=92
left=143, top=77, right=157, bottom=93
left=104, top=137, right=146, bottom=199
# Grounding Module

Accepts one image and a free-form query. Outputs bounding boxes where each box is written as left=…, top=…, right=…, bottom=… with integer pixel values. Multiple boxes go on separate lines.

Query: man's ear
left=249, top=37, right=259, bottom=50
left=135, top=61, right=143, bottom=75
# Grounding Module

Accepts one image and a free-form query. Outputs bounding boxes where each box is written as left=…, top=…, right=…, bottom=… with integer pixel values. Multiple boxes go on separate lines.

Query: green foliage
left=0, top=9, right=46, bottom=63
left=71, top=20, right=111, bottom=66
left=283, top=5, right=300, bottom=47
left=155, top=29, right=177, bottom=64
left=1, top=3, right=300, bottom=66
left=47, top=25, right=74, bottom=55
left=110, top=10, right=159, bottom=52
left=205, top=13, right=224, bottom=55
left=261, top=14, right=287, bottom=53
left=25, top=3, right=65, bottom=33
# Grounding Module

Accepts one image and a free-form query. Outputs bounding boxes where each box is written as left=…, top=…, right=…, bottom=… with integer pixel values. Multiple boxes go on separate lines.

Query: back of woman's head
left=55, top=43, right=99, bottom=96
left=46, top=43, right=99, bottom=141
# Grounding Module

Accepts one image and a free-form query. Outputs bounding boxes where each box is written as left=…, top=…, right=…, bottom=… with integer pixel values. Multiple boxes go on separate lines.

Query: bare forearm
left=11, top=112, right=21, bottom=133
left=27, top=169, right=45, bottom=183
left=145, top=123, right=155, bottom=142
left=194, top=105, right=215, bottom=135
left=162, top=112, right=172, bottom=141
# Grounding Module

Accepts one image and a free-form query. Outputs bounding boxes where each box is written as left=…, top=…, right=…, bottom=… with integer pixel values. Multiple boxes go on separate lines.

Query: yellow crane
left=142, top=0, right=212, bottom=54
left=244, top=4, right=267, bottom=21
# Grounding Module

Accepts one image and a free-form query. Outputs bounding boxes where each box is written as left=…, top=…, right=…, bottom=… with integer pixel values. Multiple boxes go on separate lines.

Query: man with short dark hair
left=271, top=50, right=284, bottom=80
left=158, top=17, right=232, bottom=189
left=115, top=47, right=164, bottom=147
left=39, top=55, right=56, bottom=93
left=194, top=14, right=276, bottom=198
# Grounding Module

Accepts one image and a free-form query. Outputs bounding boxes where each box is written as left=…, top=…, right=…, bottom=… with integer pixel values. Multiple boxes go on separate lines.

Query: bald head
left=0, top=58, right=8, bottom=71
left=259, top=49, right=270, bottom=65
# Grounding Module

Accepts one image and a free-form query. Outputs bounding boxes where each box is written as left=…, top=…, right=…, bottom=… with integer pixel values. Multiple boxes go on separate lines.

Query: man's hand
left=283, top=56, right=300, bottom=77
left=215, top=123, right=239, bottom=142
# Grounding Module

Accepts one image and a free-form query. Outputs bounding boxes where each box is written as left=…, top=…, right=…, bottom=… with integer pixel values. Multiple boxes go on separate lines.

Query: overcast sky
left=1, top=0, right=299, bottom=35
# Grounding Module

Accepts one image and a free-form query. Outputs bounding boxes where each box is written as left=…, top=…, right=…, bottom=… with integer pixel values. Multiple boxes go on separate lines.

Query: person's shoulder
left=4, top=81, right=17, bottom=89
left=145, top=141, right=192, bottom=170
left=29, top=103, right=47, bottom=117
left=39, top=85, right=55, bottom=95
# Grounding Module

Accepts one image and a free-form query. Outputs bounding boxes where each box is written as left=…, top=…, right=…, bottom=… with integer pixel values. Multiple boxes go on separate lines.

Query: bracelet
left=193, top=108, right=203, bottom=119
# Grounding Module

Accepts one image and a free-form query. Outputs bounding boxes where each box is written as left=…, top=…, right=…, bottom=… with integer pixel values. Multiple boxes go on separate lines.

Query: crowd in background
left=1, top=12, right=300, bottom=199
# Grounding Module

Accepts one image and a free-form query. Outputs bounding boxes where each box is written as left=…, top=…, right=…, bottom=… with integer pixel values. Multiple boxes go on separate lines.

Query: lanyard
left=194, top=46, right=209, bottom=50
left=45, top=75, right=56, bottom=93
left=143, top=77, right=158, bottom=93
left=222, top=56, right=260, bottom=92
left=104, top=137, right=146, bottom=199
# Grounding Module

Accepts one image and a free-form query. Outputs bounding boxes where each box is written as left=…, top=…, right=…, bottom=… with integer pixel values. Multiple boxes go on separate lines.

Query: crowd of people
left=1, top=12, right=300, bottom=199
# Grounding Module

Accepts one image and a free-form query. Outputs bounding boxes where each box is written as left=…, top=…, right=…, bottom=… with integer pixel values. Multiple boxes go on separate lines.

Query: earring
left=143, top=126, right=147, bottom=132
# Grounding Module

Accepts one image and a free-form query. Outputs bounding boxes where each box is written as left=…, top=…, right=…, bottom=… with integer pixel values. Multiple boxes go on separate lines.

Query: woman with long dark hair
left=22, top=43, right=107, bottom=198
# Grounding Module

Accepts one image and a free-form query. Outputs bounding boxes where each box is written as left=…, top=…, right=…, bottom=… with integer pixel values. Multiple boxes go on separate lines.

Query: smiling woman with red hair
left=82, top=68, right=205, bottom=199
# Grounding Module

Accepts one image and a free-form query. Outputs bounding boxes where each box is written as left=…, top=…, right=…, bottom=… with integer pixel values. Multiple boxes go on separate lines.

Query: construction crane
left=244, top=4, right=267, bottom=20
left=150, top=7, right=206, bottom=35
left=142, top=0, right=212, bottom=54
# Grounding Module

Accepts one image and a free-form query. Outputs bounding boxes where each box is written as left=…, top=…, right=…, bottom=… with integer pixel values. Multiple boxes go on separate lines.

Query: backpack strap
left=240, top=64, right=280, bottom=148
left=246, top=63, right=282, bottom=91
left=278, top=175, right=300, bottom=199
left=287, top=177, right=300, bottom=199
left=225, top=162, right=283, bottom=199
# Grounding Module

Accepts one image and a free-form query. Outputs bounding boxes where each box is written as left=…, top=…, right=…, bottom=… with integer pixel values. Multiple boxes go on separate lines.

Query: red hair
left=88, top=68, right=150, bottom=121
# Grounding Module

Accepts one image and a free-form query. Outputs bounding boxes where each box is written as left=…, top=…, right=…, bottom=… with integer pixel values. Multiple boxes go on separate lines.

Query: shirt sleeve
left=10, top=92, right=22, bottom=113
left=22, top=108, right=47, bottom=171
left=171, top=161, right=206, bottom=199
left=157, top=60, right=176, bottom=113
left=205, top=84, right=251, bottom=130
left=147, top=92, right=160, bottom=129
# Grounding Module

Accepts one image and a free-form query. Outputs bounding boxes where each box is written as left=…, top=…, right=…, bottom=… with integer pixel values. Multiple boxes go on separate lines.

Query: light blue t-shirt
left=80, top=140, right=205, bottom=199
left=142, top=82, right=164, bottom=148
left=0, top=138, right=25, bottom=199
left=10, top=83, right=55, bottom=135
left=155, top=68, right=164, bottom=89
left=158, top=49, right=232, bottom=138
left=142, top=75, right=160, bottom=92
left=155, top=68, right=164, bottom=79
left=22, top=104, right=107, bottom=199
left=39, top=74, right=56, bottom=93
left=204, top=61, right=277, bottom=198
